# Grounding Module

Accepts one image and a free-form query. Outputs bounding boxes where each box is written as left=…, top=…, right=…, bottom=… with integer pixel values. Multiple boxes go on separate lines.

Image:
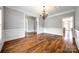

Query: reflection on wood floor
left=1, top=33, right=65, bottom=53
left=1, top=33, right=78, bottom=53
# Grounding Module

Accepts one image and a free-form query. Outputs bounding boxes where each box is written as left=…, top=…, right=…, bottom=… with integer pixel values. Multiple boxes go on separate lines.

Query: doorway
left=25, top=16, right=37, bottom=37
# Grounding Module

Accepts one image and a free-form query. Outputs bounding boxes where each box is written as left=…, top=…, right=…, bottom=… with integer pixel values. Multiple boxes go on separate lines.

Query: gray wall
left=4, top=7, right=24, bottom=29
left=75, top=6, right=79, bottom=48
left=0, top=6, right=3, bottom=51
left=45, top=12, right=75, bottom=28
left=0, top=6, right=6, bottom=51
left=37, top=17, right=45, bottom=34
left=4, top=7, right=25, bottom=41
left=43, top=12, right=75, bottom=35
left=0, top=6, right=25, bottom=51
left=37, top=12, right=75, bottom=35
left=25, top=16, right=37, bottom=32
left=75, top=6, right=79, bottom=30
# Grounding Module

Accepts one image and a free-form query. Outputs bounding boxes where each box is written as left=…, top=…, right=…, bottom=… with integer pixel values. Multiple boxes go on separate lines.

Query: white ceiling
left=7, top=6, right=76, bottom=17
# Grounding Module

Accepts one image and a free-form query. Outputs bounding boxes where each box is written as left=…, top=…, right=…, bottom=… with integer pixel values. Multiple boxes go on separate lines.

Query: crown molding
left=48, top=9, right=75, bottom=18
left=6, top=6, right=38, bottom=17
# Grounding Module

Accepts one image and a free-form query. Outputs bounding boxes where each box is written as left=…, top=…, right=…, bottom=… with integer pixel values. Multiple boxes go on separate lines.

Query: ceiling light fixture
left=40, top=6, right=48, bottom=20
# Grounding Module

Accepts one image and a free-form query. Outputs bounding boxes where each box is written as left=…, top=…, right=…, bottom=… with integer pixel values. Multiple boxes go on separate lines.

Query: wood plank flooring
left=1, top=33, right=78, bottom=53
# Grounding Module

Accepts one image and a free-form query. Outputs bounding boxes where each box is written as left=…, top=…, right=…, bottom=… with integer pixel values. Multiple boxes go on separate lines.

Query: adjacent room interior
left=0, top=6, right=79, bottom=53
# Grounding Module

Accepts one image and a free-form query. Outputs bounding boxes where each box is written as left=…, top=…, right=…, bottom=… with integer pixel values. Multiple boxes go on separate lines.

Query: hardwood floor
left=1, top=33, right=78, bottom=53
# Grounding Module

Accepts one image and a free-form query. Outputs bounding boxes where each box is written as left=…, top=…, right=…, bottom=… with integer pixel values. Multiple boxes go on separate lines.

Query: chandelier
left=40, top=6, right=48, bottom=20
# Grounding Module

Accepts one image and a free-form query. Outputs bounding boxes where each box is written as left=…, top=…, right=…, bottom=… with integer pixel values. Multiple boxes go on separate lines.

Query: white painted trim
left=44, top=28, right=63, bottom=35
left=24, top=13, right=26, bottom=35
left=6, top=6, right=37, bottom=17
left=6, top=6, right=75, bottom=18
left=6, top=6, right=24, bottom=14
left=48, top=9, right=75, bottom=18
left=25, top=15, right=28, bottom=33
left=36, top=17, right=39, bottom=34
left=75, top=30, right=79, bottom=49
left=4, top=29, right=25, bottom=41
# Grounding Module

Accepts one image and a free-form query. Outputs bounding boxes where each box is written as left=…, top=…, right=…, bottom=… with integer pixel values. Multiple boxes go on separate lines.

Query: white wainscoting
left=37, top=27, right=43, bottom=34
left=37, top=28, right=63, bottom=35
left=75, top=30, right=79, bottom=49
left=5, top=29, right=25, bottom=41
left=44, top=28, right=63, bottom=35
left=0, top=42, right=4, bottom=51
left=0, top=30, right=5, bottom=52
